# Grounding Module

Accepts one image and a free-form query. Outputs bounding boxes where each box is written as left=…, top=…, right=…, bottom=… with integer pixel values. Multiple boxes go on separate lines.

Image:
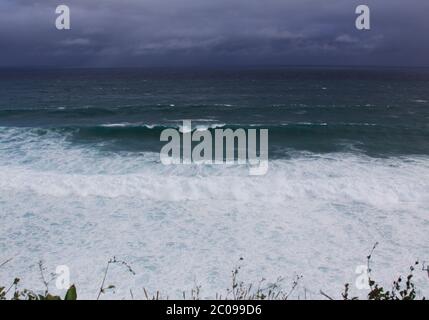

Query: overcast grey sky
left=1, top=0, right=428, bottom=67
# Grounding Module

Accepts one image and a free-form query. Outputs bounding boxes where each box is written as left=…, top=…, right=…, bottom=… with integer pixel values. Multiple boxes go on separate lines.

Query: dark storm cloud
left=0, top=0, right=428, bottom=67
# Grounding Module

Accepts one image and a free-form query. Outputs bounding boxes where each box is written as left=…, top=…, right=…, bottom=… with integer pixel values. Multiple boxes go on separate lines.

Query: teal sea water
left=1, top=68, right=429, bottom=156
left=0, top=68, right=428, bottom=298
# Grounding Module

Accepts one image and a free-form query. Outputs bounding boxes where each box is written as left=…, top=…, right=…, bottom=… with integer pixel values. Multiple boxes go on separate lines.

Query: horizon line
left=1, top=64, right=429, bottom=70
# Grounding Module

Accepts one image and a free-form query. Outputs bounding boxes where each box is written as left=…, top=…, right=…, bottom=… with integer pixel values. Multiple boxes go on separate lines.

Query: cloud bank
left=0, top=0, right=428, bottom=67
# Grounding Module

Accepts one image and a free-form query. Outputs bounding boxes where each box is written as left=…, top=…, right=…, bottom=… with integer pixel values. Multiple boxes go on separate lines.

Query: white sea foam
left=99, top=123, right=159, bottom=129
left=195, top=123, right=227, bottom=132
left=179, top=123, right=226, bottom=133
left=100, top=123, right=131, bottom=128
left=1, top=127, right=429, bottom=299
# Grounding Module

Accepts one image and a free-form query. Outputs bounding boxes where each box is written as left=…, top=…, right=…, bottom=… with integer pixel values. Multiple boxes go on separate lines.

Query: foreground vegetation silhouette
left=1, top=244, right=427, bottom=300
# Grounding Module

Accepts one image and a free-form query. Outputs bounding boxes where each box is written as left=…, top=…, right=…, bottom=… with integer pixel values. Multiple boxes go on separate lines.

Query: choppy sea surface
left=0, top=68, right=428, bottom=299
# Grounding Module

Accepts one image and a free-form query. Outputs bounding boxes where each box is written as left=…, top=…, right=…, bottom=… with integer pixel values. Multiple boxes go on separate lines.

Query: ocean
left=1, top=67, right=428, bottom=299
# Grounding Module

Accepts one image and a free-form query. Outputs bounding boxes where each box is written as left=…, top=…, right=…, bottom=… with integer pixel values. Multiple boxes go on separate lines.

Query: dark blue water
left=1, top=67, right=429, bottom=157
